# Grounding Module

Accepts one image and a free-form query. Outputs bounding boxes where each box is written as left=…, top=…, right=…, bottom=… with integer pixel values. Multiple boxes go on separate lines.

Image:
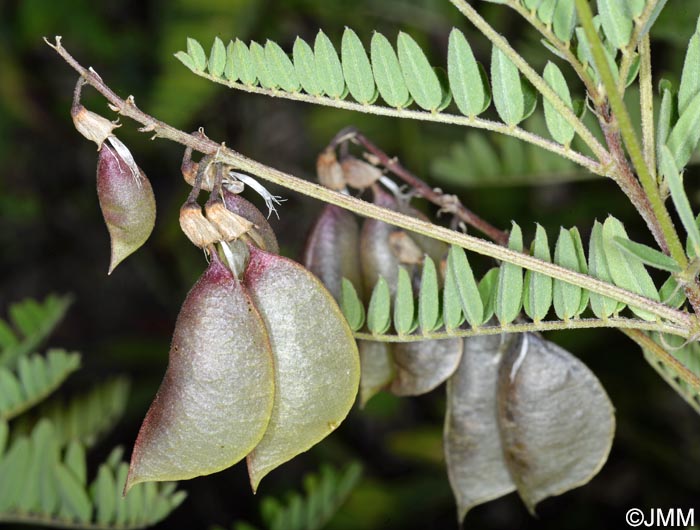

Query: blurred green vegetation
left=2, top=0, right=700, bottom=528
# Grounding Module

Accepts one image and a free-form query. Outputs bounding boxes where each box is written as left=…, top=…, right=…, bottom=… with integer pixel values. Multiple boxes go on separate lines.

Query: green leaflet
left=537, top=0, right=557, bottom=25
left=602, top=216, right=660, bottom=320
left=0, top=350, right=80, bottom=421
left=659, top=275, right=686, bottom=309
left=656, top=86, right=674, bottom=174
left=371, top=32, right=411, bottom=108
left=367, top=277, right=392, bottom=334
left=523, top=0, right=543, bottom=10
left=233, top=39, right=257, bottom=86
left=394, top=267, right=416, bottom=335
left=341, top=28, right=376, bottom=104
left=186, top=37, right=207, bottom=71
left=660, top=145, right=700, bottom=256
left=491, top=47, right=525, bottom=126
left=265, top=40, right=301, bottom=93
left=478, top=268, right=499, bottom=323
left=667, top=89, right=700, bottom=168
left=678, top=18, right=700, bottom=115
left=397, top=32, right=442, bottom=111
left=224, top=41, right=237, bottom=82
left=419, top=256, right=440, bottom=333
left=448, top=28, right=489, bottom=117
left=552, top=0, right=577, bottom=42
left=588, top=221, right=623, bottom=318
left=524, top=224, right=552, bottom=322
left=447, top=245, right=484, bottom=328
left=495, top=224, right=524, bottom=325
left=293, top=37, right=323, bottom=96
left=552, top=227, right=582, bottom=320
left=443, top=261, right=465, bottom=332
left=613, top=237, right=682, bottom=273
left=596, top=0, right=633, bottom=49
left=569, top=227, right=590, bottom=315
left=575, top=25, right=619, bottom=84
left=250, top=41, right=276, bottom=89
left=542, top=62, right=575, bottom=145
left=340, top=278, right=366, bottom=331
left=208, top=37, right=226, bottom=77
left=315, top=30, right=345, bottom=98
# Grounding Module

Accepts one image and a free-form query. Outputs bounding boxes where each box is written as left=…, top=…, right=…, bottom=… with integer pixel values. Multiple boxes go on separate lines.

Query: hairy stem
left=355, top=317, right=687, bottom=342
left=335, top=128, right=510, bottom=245
left=638, top=34, right=656, bottom=178
left=47, top=38, right=692, bottom=329
left=617, top=0, right=665, bottom=94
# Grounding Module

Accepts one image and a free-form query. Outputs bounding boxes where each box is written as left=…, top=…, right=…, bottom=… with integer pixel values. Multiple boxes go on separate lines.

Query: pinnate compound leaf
left=293, top=37, right=323, bottom=96
left=660, top=144, right=700, bottom=256
left=340, top=279, right=365, bottom=332
left=265, top=40, right=300, bottom=93
left=613, top=236, right=682, bottom=273
left=445, top=335, right=515, bottom=523
left=542, top=62, right=575, bottom=145
left=497, top=334, right=615, bottom=513
left=596, top=0, right=633, bottom=49
left=208, top=37, right=226, bottom=77
left=667, top=89, right=700, bottom=168
left=448, top=28, right=489, bottom=117
left=524, top=224, right=552, bottom=322
left=397, top=32, right=442, bottom=111
left=97, top=144, right=156, bottom=274
left=391, top=339, right=463, bottom=396
left=601, top=216, right=660, bottom=320
left=491, top=47, right=525, bottom=126
left=552, top=227, right=582, bottom=320
left=495, top=224, right=524, bottom=325
left=315, top=30, right=345, bottom=98
left=244, top=246, right=359, bottom=491
left=371, top=32, right=411, bottom=108
left=126, top=253, right=275, bottom=491
left=678, top=18, right=700, bottom=115
left=341, top=28, right=376, bottom=104
left=367, top=277, right=392, bottom=335
left=186, top=37, right=207, bottom=71
left=419, top=256, right=440, bottom=333
left=358, top=340, right=394, bottom=407
left=447, top=245, right=484, bottom=328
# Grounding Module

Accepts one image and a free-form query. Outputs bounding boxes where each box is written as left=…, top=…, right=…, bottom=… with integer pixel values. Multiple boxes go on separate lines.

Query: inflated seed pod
left=243, top=245, right=360, bottom=491
left=303, top=204, right=363, bottom=301
left=390, top=338, right=463, bottom=396
left=96, top=143, right=156, bottom=274
left=222, top=190, right=279, bottom=254
left=125, top=252, right=275, bottom=491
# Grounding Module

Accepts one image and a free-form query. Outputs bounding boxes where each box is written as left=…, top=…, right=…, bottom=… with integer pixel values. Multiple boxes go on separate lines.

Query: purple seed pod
left=222, top=190, right=279, bottom=254
left=303, top=204, right=363, bottom=301
left=125, top=251, right=275, bottom=492
left=97, top=143, right=156, bottom=274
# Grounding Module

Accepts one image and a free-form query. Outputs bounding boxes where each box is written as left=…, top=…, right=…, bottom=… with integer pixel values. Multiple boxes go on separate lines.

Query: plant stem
left=355, top=317, right=687, bottom=341
left=617, top=0, right=664, bottom=94
left=575, top=0, right=686, bottom=267
left=639, top=34, right=656, bottom=178
left=448, top=0, right=609, bottom=165
left=336, top=128, right=510, bottom=245
left=47, top=38, right=692, bottom=328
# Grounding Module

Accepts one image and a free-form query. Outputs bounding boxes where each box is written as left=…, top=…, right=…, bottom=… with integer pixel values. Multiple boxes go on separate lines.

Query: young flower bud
left=340, top=156, right=383, bottom=190
left=205, top=200, right=253, bottom=242
left=222, top=190, right=279, bottom=254
left=316, top=148, right=346, bottom=190
left=72, top=104, right=118, bottom=148
left=97, top=144, right=156, bottom=274
left=179, top=203, right=222, bottom=248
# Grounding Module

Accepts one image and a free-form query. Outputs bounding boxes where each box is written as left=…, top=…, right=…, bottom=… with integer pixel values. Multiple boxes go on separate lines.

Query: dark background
left=1, top=0, right=700, bottom=528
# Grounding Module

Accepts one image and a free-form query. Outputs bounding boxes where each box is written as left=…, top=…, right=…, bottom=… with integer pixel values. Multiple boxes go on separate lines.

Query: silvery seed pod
left=96, top=143, right=156, bottom=274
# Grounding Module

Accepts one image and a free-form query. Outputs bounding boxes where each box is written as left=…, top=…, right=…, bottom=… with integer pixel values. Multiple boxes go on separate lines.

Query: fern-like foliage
left=0, top=295, right=72, bottom=368
left=12, top=377, right=130, bottom=447
left=0, top=349, right=80, bottom=421
left=0, top=420, right=186, bottom=529
left=221, top=463, right=362, bottom=530
left=342, top=216, right=687, bottom=341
